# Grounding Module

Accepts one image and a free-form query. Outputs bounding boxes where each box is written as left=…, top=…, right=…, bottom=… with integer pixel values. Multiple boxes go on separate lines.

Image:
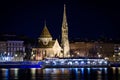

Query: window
left=43, top=41, right=48, bottom=45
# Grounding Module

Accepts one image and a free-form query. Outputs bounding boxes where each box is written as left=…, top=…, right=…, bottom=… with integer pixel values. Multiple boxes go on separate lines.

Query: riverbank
left=0, top=61, right=42, bottom=68
left=110, top=62, right=120, bottom=67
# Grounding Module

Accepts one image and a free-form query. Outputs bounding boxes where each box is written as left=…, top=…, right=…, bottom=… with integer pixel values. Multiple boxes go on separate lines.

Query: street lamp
left=15, top=54, right=17, bottom=57
left=104, top=57, right=109, bottom=60
left=113, top=55, right=116, bottom=62
left=97, top=52, right=101, bottom=58
left=98, top=54, right=101, bottom=58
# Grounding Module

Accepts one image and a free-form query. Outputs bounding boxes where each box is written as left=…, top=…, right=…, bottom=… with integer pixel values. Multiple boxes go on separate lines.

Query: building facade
left=114, top=43, right=120, bottom=61
left=7, top=41, right=25, bottom=55
left=0, top=40, right=25, bottom=61
left=70, top=41, right=117, bottom=61
left=70, top=42, right=97, bottom=57
left=0, top=41, right=6, bottom=54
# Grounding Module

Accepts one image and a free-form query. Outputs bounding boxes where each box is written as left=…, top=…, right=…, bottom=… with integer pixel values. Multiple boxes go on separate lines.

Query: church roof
left=38, top=40, right=55, bottom=48
left=40, top=25, right=52, bottom=38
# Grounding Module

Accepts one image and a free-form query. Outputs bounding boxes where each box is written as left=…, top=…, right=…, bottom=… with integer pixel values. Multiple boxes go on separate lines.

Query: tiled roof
left=40, top=26, right=52, bottom=38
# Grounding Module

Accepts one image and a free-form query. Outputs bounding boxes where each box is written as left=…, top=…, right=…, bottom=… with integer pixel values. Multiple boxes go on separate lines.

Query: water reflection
left=1, top=68, right=9, bottom=80
left=10, top=68, right=18, bottom=79
left=97, top=69, right=102, bottom=80
left=31, top=68, right=36, bottom=80
left=118, top=68, right=120, bottom=80
left=0, top=67, right=120, bottom=80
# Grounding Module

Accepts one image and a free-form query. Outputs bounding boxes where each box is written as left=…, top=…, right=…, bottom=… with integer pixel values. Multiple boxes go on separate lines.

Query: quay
left=1, top=58, right=119, bottom=68
left=109, top=61, right=120, bottom=67
left=0, top=61, right=43, bottom=68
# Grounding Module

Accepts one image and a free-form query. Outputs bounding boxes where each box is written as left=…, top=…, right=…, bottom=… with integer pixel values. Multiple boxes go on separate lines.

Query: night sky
left=0, top=0, right=120, bottom=40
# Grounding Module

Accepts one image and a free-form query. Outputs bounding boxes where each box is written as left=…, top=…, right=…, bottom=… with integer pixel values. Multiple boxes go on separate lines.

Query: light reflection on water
left=0, top=67, right=120, bottom=80
left=31, top=68, right=36, bottom=80
left=1, top=68, right=9, bottom=80
left=10, top=68, right=18, bottom=79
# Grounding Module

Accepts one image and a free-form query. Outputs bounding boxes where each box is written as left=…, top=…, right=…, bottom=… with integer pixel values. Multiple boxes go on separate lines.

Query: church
left=32, top=5, right=70, bottom=60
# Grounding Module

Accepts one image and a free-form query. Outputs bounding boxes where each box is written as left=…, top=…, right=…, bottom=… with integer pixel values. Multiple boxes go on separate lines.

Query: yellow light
left=113, top=55, right=115, bottom=57
left=104, top=57, right=109, bottom=60
left=98, top=54, right=101, bottom=58
left=118, top=53, right=120, bottom=56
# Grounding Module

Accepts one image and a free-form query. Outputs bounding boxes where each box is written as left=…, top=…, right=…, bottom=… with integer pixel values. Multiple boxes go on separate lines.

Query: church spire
left=44, top=20, right=46, bottom=27
left=62, top=4, right=68, bottom=27
left=61, top=4, right=70, bottom=57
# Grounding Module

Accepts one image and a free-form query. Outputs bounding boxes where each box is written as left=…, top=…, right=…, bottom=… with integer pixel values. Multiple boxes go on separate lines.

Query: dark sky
left=0, top=0, right=120, bottom=40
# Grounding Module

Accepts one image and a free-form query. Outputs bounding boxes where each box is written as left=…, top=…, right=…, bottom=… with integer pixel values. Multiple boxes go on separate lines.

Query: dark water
left=0, top=67, right=120, bottom=80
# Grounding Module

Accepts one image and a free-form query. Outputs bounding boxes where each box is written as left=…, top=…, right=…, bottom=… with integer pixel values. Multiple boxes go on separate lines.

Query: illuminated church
left=32, top=5, right=70, bottom=60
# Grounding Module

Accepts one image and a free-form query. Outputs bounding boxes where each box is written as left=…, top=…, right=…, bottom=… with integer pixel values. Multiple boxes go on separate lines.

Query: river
left=0, top=67, right=120, bottom=80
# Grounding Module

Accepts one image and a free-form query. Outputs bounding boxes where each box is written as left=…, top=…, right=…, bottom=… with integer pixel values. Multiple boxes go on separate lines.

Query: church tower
left=61, top=4, right=70, bottom=57
left=38, top=22, right=52, bottom=45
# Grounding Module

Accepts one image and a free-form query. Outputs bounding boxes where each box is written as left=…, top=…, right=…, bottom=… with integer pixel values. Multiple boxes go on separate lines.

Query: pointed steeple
left=40, top=21, right=52, bottom=38
left=61, top=4, right=70, bottom=57
left=62, top=4, right=68, bottom=27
